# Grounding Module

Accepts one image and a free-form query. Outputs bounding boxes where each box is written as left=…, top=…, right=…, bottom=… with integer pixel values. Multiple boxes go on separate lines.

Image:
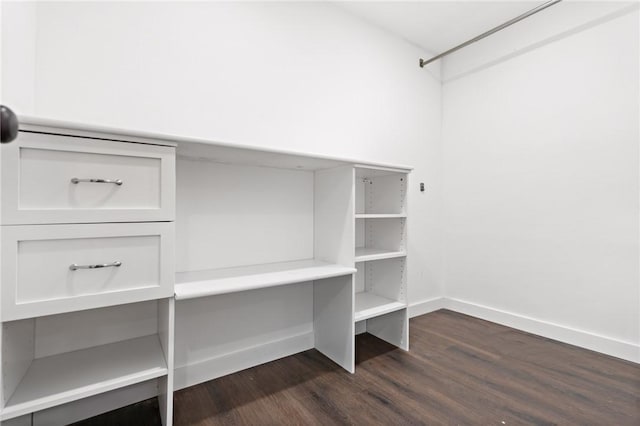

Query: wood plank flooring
left=75, top=310, right=640, bottom=425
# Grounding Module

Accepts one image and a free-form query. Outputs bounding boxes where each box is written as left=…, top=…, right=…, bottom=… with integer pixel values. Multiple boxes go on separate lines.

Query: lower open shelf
left=175, top=259, right=356, bottom=300
left=1, top=334, right=168, bottom=421
left=354, top=292, right=406, bottom=322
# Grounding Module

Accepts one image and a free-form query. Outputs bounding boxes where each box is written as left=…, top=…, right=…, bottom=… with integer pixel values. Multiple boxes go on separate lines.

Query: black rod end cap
left=1, top=105, right=19, bottom=144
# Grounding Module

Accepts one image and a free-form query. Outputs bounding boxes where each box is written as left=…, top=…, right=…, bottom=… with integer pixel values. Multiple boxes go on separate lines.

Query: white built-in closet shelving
left=0, top=116, right=412, bottom=425
left=353, top=167, right=408, bottom=345
left=1, top=299, right=174, bottom=424
left=0, top=124, right=176, bottom=425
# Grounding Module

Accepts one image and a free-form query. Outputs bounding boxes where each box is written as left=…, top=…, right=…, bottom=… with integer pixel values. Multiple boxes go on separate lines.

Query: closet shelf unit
left=175, top=260, right=356, bottom=300
left=4, top=116, right=412, bottom=424
left=353, top=166, right=409, bottom=349
left=1, top=334, right=168, bottom=421
left=169, top=137, right=413, bottom=378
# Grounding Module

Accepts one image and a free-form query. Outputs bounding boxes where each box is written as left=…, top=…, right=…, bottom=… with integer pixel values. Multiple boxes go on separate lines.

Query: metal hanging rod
left=419, top=0, right=563, bottom=68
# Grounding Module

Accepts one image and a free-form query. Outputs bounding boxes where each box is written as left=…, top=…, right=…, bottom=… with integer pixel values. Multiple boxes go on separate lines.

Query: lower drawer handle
left=71, top=178, right=123, bottom=186
left=69, top=261, right=122, bottom=271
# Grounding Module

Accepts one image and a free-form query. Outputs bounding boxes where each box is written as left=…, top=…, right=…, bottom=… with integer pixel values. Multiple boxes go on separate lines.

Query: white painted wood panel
left=174, top=332, right=314, bottom=391
left=312, top=166, right=356, bottom=372
left=1, top=131, right=175, bottom=224
left=1, top=319, right=35, bottom=406
left=314, top=166, right=355, bottom=266
left=355, top=217, right=406, bottom=261
left=366, top=257, right=407, bottom=303
left=355, top=168, right=407, bottom=215
left=33, top=301, right=158, bottom=358
left=1, top=335, right=168, bottom=421
left=354, top=262, right=366, bottom=293
left=1, top=223, right=174, bottom=321
left=175, top=260, right=355, bottom=300
left=176, top=158, right=313, bottom=272
left=367, top=174, right=407, bottom=215
left=368, top=217, right=406, bottom=252
left=314, top=275, right=355, bottom=373
left=174, top=284, right=313, bottom=387
left=158, top=298, right=175, bottom=426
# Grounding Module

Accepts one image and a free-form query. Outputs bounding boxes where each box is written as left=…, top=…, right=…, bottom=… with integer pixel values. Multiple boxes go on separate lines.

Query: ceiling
left=335, top=1, right=543, bottom=54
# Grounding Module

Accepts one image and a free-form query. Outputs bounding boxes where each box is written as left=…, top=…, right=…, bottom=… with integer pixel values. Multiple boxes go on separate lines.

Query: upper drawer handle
left=71, top=178, right=123, bottom=186
left=69, top=261, right=122, bottom=271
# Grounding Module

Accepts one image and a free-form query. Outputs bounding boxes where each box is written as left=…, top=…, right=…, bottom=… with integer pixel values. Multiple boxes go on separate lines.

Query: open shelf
left=1, top=334, right=167, bottom=421
left=355, top=167, right=407, bottom=215
left=355, top=213, right=406, bottom=219
left=175, top=259, right=356, bottom=300
left=355, top=247, right=406, bottom=262
left=354, top=292, right=406, bottom=322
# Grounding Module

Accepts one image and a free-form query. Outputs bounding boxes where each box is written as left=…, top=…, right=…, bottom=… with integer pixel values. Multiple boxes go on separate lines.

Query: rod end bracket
left=419, top=58, right=426, bottom=68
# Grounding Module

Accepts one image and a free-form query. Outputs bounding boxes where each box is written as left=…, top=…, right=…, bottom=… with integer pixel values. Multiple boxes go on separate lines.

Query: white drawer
left=1, top=222, right=175, bottom=320
left=1, top=131, right=175, bottom=224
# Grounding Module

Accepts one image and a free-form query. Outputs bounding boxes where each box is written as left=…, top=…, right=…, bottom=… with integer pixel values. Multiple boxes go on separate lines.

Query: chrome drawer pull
left=71, top=178, right=123, bottom=186
left=69, top=261, right=122, bottom=271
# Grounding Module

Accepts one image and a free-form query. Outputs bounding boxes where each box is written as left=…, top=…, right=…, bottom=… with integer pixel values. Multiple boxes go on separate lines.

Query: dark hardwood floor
left=76, top=310, right=640, bottom=425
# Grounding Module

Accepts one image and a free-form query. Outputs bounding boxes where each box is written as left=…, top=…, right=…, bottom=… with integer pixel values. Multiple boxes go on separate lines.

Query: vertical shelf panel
left=314, top=166, right=355, bottom=266
left=158, top=298, right=175, bottom=426
left=313, top=275, right=355, bottom=373
left=314, top=165, right=356, bottom=373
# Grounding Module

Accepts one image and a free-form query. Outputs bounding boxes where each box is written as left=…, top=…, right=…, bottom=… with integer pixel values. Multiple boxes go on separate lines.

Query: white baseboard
left=441, top=298, right=639, bottom=364
left=174, top=331, right=315, bottom=390
left=408, top=297, right=447, bottom=318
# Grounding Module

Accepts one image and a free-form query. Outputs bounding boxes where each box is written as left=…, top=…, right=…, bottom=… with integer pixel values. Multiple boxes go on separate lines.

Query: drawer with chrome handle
left=1, top=131, right=175, bottom=224
left=0, top=222, right=175, bottom=321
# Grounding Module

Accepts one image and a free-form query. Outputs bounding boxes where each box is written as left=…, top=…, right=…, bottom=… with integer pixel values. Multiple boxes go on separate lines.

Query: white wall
left=0, top=0, right=443, bottom=306
left=0, top=1, right=36, bottom=113
left=442, top=3, right=639, bottom=362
